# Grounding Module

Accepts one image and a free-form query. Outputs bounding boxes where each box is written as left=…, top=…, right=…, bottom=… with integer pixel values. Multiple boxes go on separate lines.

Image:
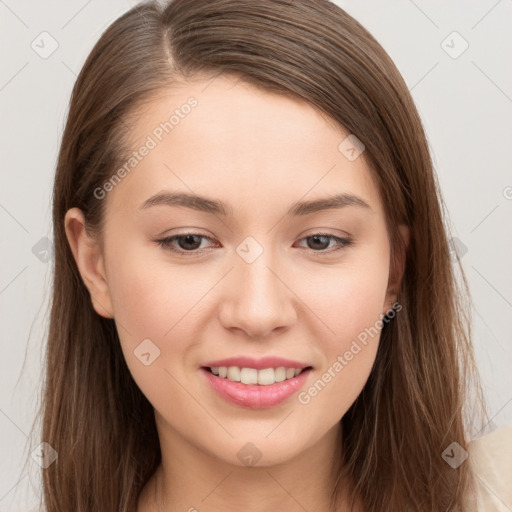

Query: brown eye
left=156, top=233, right=215, bottom=255
left=296, top=233, right=353, bottom=253
left=306, top=235, right=331, bottom=250
left=174, top=234, right=204, bottom=251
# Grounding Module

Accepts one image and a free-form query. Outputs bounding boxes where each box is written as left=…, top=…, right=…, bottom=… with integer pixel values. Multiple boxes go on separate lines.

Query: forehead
left=106, top=74, right=383, bottom=219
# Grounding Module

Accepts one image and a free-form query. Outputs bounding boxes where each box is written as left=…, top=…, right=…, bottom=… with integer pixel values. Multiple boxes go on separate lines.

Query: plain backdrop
left=1, top=0, right=511, bottom=510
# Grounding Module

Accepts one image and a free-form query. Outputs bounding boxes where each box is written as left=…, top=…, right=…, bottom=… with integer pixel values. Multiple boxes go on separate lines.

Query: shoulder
left=466, top=424, right=512, bottom=511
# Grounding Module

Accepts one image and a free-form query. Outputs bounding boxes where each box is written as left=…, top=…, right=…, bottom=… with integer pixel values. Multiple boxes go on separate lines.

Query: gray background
left=1, top=0, right=511, bottom=510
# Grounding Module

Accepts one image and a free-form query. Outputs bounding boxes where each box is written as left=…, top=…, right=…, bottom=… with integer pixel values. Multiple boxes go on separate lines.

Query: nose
left=218, top=252, right=297, bottom=338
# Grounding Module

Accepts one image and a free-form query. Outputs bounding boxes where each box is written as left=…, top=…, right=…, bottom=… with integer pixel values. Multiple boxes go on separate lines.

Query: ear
left=383, top=224, right=409, bottom=314
left=64, top=208, right=114, bottom=319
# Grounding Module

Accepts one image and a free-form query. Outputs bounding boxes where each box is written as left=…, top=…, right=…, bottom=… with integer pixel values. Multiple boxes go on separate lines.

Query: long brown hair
left=38, top=0, right=486, bottom=510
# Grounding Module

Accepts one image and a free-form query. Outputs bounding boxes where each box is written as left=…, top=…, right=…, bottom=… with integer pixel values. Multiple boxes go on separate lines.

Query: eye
left=155, top=232, right=353, bottom=256
left=295, top=233, right=353, bottom=253
left=156, top=233, right=216, bottom=256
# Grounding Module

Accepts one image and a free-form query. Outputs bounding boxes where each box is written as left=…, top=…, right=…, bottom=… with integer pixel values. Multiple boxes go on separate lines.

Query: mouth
left=202, top=365, right=313, bottom=385
left=200, top=363, right=313, bottom=409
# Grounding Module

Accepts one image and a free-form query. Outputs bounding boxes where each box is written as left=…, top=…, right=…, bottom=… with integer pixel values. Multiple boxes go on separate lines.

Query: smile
left=200, top=363, right=313, bottom=409
left=207, top=365, right=307, bottom=385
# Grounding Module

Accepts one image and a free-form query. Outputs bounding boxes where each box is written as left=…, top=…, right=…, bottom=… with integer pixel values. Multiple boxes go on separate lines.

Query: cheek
left=106, top=242, right=211, bottom=340
left=298, top=253, right=390, bottom=347
left=105, top=243, right=229, bottom=395
left=105, top=251, right=208, bottom=412
left=292, top=252, right=389, bottom=415
left=296, top=335, right=379, bottom=434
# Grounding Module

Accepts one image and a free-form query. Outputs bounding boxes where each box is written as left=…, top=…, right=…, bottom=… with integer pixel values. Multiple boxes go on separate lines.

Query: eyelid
left=155, top=232, right=216, bottom=257
left=155, top=231, right=353, bottom=257
left=295, top=232, right=352, bottom=250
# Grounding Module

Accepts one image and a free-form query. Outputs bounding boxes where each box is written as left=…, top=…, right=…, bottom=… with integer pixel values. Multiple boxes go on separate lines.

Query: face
left=67, top=74, right=405, bottom=468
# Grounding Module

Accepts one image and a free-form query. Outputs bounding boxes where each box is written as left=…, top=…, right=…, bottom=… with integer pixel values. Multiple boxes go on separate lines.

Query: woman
left=39, top=0, right=510, bottom=510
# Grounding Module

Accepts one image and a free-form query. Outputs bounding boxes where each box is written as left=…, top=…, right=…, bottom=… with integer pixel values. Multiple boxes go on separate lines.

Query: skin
left=65, top=74, right=408, bottom=512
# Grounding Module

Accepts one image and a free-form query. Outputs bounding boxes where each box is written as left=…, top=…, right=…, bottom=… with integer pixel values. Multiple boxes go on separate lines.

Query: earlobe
left=384, top=224, right=410, bottom=314
left=64, top=208, right=114, bottom=319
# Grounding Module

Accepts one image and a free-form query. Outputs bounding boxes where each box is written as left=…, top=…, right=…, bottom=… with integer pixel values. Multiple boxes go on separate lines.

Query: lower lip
left=201, top=367, right=312, bottom=409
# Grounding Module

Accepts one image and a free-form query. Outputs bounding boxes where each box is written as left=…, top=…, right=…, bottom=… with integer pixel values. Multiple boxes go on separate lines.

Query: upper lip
left=201, top=356, right=312, bottom=370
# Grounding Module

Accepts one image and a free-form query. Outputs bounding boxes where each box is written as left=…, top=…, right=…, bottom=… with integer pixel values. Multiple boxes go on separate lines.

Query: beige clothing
left=466, top=424, right=512, bottom=511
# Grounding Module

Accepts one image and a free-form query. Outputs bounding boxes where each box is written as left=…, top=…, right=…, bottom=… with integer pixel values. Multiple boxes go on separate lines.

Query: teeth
left=257, top=368, right=274, bottom=385
left=227, top=366, right=240, bottom=382
left=275, top=367, right=286, bottom=382
left=210, top=366, right=306, bottom=385
left=240, top=368, right=258, bottom=385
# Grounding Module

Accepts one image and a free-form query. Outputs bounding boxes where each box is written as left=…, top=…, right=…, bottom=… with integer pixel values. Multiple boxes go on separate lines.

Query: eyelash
left=155, top=232, right=353, bottom=257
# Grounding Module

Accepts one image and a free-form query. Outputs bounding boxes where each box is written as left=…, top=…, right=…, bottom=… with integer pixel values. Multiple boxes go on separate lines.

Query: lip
left=201, top=356, right=311, bottom=370
left=200, top=366, right=312, bottom=409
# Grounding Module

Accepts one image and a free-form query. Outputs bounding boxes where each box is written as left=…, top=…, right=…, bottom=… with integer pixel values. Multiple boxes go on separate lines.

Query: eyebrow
left=139, top=191, right=372, bottom=216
